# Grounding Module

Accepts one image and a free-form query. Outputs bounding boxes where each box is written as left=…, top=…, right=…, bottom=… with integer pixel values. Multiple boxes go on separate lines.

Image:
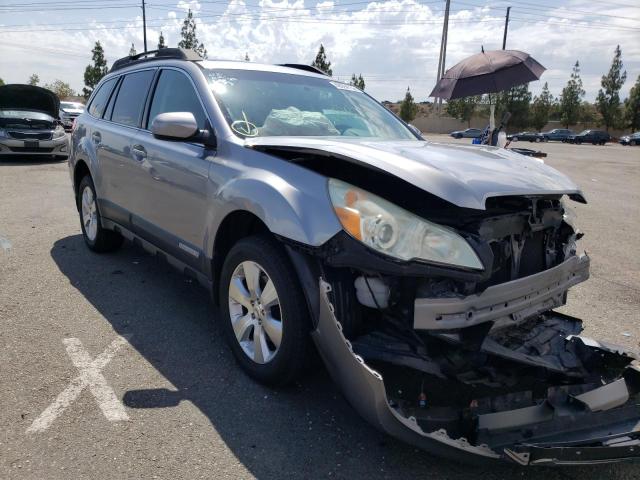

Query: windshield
left=579, top=130, right=590, bottom=135
left=206, top=69, right=417, bottom=140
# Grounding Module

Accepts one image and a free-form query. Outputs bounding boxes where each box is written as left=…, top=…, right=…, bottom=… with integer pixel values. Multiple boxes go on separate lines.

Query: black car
left=507, top=131, right=542, bottom=142
left=619, top=132, right=640, bottom=146
left=541, top=128, right=574, bottom=142
left=450, top=128, right=482, bottom=139
left=567, top=130, right=610, bottom=145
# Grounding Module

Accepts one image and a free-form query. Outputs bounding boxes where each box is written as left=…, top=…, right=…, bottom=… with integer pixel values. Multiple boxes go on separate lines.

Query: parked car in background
left=507, top=131, right=542, bottom=142
left=59, top=101, right=85, bottom=131
left=566, top=130, right=610, bottom=145
left=0, top=84, right=69, bottom=159
left=540, top=128, right=574, bottom=142
left=450, top=127, right=482, bottom=139
left=619, top=132, right=640, bottom=146
left=68, top=48, right=640, bottom=466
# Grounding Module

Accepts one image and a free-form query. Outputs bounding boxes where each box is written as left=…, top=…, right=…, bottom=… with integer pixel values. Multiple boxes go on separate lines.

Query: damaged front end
left=296, top=193, right=640, bottom=466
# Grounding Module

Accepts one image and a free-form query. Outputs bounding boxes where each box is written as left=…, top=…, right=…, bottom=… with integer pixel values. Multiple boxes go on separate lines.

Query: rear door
left=97, top=69, right=156, bottom=226
left=131, top=67, right=213, bottom=269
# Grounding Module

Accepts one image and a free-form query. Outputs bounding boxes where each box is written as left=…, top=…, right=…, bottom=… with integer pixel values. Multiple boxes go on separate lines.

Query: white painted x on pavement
left=27, top=335, right=131, bottom=433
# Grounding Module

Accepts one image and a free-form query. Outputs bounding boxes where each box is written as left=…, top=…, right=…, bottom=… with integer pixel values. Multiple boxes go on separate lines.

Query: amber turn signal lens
left=334, top=206, right=362, bottom=240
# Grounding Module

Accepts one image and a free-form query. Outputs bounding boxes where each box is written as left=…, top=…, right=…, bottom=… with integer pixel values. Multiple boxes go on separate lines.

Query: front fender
left=206, top=167, right=342, bottom=254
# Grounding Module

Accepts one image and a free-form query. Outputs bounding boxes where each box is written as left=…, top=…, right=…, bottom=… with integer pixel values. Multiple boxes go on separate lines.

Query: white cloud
left=0, top=0, right=637, bottom=101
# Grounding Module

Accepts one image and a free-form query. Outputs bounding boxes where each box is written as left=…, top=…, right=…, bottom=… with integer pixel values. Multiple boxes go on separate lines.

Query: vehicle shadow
left=50, top=235, right=635, bottom=480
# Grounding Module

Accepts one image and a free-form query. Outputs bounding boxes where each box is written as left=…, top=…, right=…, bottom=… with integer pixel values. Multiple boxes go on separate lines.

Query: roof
left=110, top=48, right=329, bottom=79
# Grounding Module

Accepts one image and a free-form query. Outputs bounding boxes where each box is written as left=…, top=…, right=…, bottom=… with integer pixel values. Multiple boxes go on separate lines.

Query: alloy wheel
left=81, top=186, right=98, bottom=242
left=228, top=261, right=283, bottom=364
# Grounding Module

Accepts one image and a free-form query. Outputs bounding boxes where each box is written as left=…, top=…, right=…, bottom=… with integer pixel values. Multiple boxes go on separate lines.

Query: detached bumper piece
left=414, top=255, right=590, bottom=331
left=313, top=278, right=640, bottom=466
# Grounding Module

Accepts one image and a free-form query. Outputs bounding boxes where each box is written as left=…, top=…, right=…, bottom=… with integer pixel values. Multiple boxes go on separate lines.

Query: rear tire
left=219, top=234, right=312, bottom=386
left=77, top=175, right=123, bottom=253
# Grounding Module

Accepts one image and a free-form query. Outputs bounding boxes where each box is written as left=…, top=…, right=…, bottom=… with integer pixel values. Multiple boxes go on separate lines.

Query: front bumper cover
left=0, top=134, right=69, bottom=156
left=313, top=278, right=640, bottom=465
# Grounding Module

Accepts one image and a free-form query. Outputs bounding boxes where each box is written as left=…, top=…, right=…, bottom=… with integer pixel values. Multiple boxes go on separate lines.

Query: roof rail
left=278, top=64, right=328, bottom=76
left=110, top=48, right=204, bottom=72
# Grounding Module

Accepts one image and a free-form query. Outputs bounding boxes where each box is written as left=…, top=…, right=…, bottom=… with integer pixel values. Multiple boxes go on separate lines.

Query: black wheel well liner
left=211, top=210, right=269, bottom=304
left=73, top=160, right=90, bottom=204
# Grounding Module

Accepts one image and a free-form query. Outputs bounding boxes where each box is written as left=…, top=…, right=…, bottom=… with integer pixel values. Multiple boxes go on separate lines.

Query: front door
left=132, top=68, right=213, bottom=269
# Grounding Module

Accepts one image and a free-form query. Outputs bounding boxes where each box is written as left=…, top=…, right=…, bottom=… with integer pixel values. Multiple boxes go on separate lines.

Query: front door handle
left=131, top=144, right=147, bottom=161
left=91, top=132, right=101, bottom=144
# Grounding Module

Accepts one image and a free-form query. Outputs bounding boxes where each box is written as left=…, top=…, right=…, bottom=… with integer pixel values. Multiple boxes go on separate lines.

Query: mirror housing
left=151, top=112, right=216, bottom=148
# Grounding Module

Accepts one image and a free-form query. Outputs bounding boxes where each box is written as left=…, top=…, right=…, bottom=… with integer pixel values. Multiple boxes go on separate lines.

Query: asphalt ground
left=1, top=137, right=639, bottom=479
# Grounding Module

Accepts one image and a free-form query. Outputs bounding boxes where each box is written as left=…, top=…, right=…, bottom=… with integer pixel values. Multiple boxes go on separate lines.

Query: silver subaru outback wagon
left=69, top=48, right=640, bottom=466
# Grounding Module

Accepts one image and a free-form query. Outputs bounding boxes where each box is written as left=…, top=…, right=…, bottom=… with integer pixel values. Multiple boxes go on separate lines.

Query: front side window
left=206, top=69, right=416, bottom=140
left=110, top=70, right=155, bottom=127
left=147, top=69, right=206, bottom=129
left=88, top=78, right=116, bottom=118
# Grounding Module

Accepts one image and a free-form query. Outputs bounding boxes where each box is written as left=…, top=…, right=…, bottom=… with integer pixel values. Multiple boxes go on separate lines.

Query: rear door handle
left=91, top=132, right=101, bottom=144
left=131, top=144, right=147, bottom=161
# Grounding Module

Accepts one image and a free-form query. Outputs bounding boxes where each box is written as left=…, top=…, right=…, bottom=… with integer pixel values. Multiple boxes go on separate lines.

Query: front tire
left=77, top=175, right=123, bottom=252
left=512, top=136, right=518, bottom=141
left=219, top=235, right=312, bottom=386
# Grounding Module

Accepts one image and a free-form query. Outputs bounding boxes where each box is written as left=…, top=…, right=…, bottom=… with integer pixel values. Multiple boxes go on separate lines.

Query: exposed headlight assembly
left=328, top=178, right=484, bottom=270
left=52, top=125, right=66, bottom=139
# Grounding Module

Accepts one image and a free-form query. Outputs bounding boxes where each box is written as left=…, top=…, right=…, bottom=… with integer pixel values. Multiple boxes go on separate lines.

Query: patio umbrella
left=429, top=49, right=545, bottom=100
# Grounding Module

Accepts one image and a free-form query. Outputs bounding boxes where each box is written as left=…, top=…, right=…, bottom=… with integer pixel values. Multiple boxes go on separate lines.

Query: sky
left=0, top=0, right=638, bottom=103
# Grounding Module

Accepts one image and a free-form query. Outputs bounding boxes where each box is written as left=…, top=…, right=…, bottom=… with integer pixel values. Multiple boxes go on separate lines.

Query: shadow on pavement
left=50, top=234, right=635, bottom=479
left=0, top=155, right=67, bottom=166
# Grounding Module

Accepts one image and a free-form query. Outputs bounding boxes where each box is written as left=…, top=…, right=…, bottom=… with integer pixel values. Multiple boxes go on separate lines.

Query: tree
left=399, top=87, right=418, bottom=122
left=349, top=73, right=365, bottom=91
left=28, top=73, right=40, bottom=86
left=43, top=79, right=75, bottom=99
left=0, top=78, right=4, bottom=86
left=531, top=82, right=553, bottom=131
left=158, top=31, right=166, bottom=49
left=178, top=9, right=207, bottom=58
left=83, top=41, right=108, bottom=98
left=624, top=75, right=640, bottom=131
left=445, top=95, right=480, bottom=128
left=580, top=101, right=600, bottom=126
left=559, top=61, right=585, bottom=128
left=129, top=43, right=137, bottom=56
left=244, top=52, right=250, bottom=62
left=311, top=44, right=332, bottom=76
left=596, top=45, right=627, bottom=131
left=495, top=84, right=532, bottom=130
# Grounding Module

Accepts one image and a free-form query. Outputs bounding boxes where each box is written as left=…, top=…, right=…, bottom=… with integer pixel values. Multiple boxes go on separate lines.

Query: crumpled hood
left=0, top=84, right=60, bottom=119
left=246, top=137, right=585, bottom=210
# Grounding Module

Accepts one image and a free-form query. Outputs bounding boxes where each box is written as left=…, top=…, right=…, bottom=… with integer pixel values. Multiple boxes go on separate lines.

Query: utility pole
left=435, top=0, right=451, bottom=114
left=502, top=6, right=511, bottom=50
left=142, top=0, right=147, bottom=53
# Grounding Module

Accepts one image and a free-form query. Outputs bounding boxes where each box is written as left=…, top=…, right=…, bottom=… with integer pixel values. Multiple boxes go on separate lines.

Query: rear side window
left=147, top=69, right=207, bottom=129
left=110, top=70, right=155, bottom=127
left=88, top=78, right=116, bottom=118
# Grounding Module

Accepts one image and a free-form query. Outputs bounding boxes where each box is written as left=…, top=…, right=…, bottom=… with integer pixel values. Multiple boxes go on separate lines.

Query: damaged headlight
left=328, top=179, right=484, bottom=269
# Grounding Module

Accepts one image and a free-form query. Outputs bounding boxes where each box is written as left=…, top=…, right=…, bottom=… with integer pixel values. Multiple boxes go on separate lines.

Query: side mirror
left=151, top=112, right=199, bottom=140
